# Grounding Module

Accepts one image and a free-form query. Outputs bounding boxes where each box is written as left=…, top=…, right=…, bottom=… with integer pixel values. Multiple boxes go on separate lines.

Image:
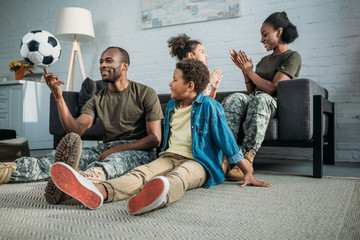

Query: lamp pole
left=65, top=36, right=87, bottom=91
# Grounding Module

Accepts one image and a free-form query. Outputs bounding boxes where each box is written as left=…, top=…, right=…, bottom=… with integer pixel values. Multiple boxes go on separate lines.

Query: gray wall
left=0, top=0, right=359, bottom=162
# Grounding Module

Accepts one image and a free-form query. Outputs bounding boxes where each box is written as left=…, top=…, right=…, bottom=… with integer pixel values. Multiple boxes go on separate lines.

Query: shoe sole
left=44, top=133, right=82, bottom=204
left=226, top=176, right=245, bottom=181
left=54, top=132, right=82, bottom=169
left=51, top=162, right=103, bottom=209
left=128, top=176, right=169, bottom=215
left=44, top=179, right=69, bottom=204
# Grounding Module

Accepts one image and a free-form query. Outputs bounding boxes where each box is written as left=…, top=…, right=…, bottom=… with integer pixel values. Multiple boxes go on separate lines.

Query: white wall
left=0, top=0, right=359, bottom=162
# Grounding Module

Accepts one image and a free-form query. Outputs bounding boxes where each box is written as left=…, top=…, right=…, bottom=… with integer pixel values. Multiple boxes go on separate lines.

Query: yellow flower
left=8, top=60, right=33, bottom=73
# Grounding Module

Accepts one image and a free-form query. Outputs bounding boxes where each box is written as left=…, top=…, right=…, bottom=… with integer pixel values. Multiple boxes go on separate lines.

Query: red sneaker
left=128, top=176, right=169, bottom=215
left=50, top=162, right=103, bottom=209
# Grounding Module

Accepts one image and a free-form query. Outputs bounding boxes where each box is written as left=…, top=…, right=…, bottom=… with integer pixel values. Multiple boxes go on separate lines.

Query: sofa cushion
left=264, top=118, right=278, bottom=141
left=78, top=78, right=108, bottom=110
left=158, top=94, right=171, bottom=114
left=214, top=91, right=244, bottom=104
left=0, top=129, right=16, bottom=140
left=49, top=92, right=80, bottom=136
left=50, top=91, right=104, bottom=140
left=82, top=120, right=105, bottom=138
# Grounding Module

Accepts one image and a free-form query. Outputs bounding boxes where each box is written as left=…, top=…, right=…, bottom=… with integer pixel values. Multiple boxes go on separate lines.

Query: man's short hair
left=176, top=58, right=210, bottom=93
left=106, top=46, right=130, bottom=65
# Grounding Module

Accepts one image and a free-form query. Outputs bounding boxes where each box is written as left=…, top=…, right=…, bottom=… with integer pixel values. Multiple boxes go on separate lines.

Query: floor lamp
left=56, top=7, right=95, bottom=91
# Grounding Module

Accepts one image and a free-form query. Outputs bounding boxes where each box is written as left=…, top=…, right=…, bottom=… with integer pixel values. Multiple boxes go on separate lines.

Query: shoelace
left=0, top=163, right=11, bottom=167
left=81, top=170, right=101, bottom=178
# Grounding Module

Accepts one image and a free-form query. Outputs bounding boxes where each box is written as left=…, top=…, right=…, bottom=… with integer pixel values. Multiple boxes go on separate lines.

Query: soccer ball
left=20, top=30, right=61, bottom=68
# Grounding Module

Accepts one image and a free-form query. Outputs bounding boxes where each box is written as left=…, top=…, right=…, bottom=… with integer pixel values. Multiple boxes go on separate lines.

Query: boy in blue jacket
left=50, top=58, right=271, bottom=214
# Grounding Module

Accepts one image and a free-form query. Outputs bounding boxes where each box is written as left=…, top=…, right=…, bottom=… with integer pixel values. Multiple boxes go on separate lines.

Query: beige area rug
left=0, top=173, right=359, bottom=240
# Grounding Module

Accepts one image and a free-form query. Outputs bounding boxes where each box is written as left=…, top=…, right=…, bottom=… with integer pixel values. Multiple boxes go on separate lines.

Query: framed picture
left=141, top=0, right=241, bottom=29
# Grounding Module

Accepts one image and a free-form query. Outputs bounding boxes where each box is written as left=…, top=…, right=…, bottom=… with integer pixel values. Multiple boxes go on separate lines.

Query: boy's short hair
left=176, top=58, right=210, bottom=93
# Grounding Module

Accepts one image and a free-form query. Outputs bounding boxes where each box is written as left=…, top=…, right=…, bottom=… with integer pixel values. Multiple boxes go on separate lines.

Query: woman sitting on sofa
left=222, top=11, right=302, bottom=180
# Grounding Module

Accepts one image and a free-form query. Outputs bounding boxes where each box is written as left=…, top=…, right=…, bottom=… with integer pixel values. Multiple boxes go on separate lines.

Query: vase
left=15, top=64, right=25, bottom=80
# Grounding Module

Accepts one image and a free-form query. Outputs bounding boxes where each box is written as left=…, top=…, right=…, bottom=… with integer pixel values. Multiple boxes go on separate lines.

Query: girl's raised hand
left=210, top=68, right=223, bottom=89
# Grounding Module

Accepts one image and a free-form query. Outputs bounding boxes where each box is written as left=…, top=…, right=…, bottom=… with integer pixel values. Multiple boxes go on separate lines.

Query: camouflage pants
left=221, top=92, right=277, bottom=152
left=10, top=139, right=157, bottom=183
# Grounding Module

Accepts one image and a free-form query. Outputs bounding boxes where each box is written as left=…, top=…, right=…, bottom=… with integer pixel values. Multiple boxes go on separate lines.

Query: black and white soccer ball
left=20, top=30, right=61, bottom=68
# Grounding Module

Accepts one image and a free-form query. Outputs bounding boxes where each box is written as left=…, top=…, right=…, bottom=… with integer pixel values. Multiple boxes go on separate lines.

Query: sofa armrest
left=277, top=78, right=327, bottom=141
left=49, top=91, right=80, bottom=136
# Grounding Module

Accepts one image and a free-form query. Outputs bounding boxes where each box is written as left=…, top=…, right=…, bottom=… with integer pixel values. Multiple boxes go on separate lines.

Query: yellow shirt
left=166, top=104, right=194, bottom=159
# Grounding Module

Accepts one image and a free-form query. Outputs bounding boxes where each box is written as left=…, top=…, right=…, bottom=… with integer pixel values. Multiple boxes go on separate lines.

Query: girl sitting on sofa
left=168, top=34, right=223, bottom=98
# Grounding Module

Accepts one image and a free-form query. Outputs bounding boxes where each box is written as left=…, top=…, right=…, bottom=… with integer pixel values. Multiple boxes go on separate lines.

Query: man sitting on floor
left=0, top=47, right=163, bottom=206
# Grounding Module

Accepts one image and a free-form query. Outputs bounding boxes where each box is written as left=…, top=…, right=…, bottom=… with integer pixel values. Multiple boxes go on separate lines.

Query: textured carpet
left=0, top=173, right=359, bottom=240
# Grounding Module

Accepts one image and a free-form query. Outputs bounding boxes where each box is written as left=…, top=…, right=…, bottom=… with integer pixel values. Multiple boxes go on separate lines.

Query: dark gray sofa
left=49, top=78, right=335, bottom=178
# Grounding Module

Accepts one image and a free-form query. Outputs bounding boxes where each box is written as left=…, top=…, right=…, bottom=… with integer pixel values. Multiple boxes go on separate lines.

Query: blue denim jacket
left=162, top=93, right=243, bottom=188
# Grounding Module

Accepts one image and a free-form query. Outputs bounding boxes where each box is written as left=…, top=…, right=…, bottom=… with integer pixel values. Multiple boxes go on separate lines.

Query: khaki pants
left=102, top=151, right=207, bottom=205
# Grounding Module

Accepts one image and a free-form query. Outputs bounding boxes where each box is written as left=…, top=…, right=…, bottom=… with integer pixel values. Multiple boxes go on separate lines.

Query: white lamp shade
left=56, top=7, right=95, bottom=42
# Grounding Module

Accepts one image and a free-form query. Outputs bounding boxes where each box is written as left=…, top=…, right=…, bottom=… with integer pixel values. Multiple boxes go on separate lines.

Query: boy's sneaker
left=50, top=162, right=103, bottom=209
left=128, top=176, right=170, bottom=215
left=0, top=162, right=17, bottom=185
left=44, top=133, right=82, bottom=204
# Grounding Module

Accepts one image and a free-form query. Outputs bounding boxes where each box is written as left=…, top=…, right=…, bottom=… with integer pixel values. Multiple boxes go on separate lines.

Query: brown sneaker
left=79, top=167, right=106, bottom=183
left=44, top=133, right=82, bottom=204
left=0, top=162, right=17, bottom=185
left=226, top=149, right=255, bottom=181
left=221, top=155, right=230, bottom=175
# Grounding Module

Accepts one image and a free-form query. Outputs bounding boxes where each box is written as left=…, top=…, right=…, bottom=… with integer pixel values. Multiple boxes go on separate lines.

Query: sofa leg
left=53, top=136, right=62, bottom=150
left=324, top=145, right=335, bottom=165
left=313, top=142, right=323, bottom=178
left=324, top=101, right=335, bottom=165
left=313, top=95, right=323, bottom=178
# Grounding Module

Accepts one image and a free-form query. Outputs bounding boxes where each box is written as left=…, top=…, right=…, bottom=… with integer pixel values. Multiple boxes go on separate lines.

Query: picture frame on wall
left=141, top=0, right=242, bottom=29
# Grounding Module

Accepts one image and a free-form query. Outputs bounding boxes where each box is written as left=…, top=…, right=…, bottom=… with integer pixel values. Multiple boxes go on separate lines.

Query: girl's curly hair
left=168, top=34, right=201, bottom=61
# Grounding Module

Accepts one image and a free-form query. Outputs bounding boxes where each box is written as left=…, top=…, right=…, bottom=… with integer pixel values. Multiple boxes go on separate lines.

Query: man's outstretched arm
left=44, top=69, right=94, bottom=136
